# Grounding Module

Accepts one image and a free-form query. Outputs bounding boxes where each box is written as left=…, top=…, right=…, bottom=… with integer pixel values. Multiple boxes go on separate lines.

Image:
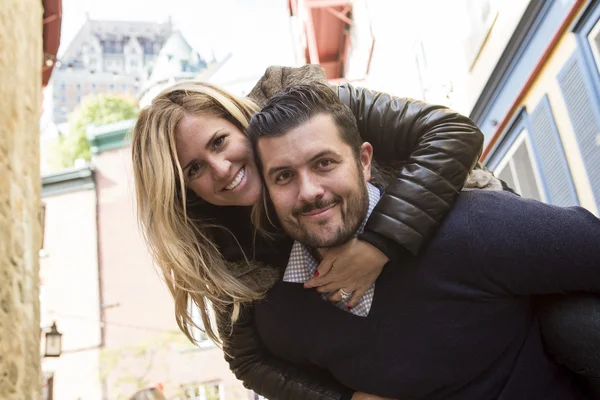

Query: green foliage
left=99, top=330, right=193, bottom=400
left=48, top=93, right=138, bottom=170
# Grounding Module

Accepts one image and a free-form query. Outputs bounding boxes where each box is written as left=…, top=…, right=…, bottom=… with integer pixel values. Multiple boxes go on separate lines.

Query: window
left=494, top=130, right=545, bottom=201
left=41, top=372, right=54, bottom=400
left=143, top=42, right=153, bottom=54
left=587, top=17, right=600, bottom=72
left=182, top=382, right=222, bottom=400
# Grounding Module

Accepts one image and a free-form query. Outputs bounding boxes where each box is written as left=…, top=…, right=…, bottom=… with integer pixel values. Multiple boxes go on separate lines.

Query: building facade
left=409, top=0, right=532, bottom=114
left=137, top=30, right=209, bottom=107
left=41, top=167, right=103, bottom=400
left=409, top=0, right=598, bottom=215
left=39, top=121, right=255, bottom=400
left=50, top=18, right=173, bottom=123
left=469, top=0, right=599, bottom=215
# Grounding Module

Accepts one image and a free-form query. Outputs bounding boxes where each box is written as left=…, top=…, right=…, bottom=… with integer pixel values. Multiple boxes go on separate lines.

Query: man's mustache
left=293, top=196, right=341, bottom=217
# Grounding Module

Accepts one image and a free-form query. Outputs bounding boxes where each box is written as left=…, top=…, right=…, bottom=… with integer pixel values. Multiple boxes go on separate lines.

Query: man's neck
left=312, top=247, right=326, bottom=262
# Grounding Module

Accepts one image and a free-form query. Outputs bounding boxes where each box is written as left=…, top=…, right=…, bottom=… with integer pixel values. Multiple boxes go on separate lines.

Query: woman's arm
left=216, top=304, right=354, bottom=400
left=249, top=66, right=493, bottom=256
left=336, top=83, right=484, bottom=256
left=307, top=88, right=511, bottom=300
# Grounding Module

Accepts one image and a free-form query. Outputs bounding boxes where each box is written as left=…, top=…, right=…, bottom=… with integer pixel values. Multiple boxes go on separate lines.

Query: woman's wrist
left=358, top=230, right=410, bottom=261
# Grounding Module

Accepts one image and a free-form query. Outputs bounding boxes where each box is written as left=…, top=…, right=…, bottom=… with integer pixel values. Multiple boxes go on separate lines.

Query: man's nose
left=297, top=172, right=324, bottom=203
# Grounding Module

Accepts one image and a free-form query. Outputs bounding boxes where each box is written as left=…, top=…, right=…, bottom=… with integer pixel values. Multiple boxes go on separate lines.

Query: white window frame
left=587, top=17, right=600, bottom=72
left=494, top=129, right=547, bottom=203
left=182, top=381, right=224, bottom=400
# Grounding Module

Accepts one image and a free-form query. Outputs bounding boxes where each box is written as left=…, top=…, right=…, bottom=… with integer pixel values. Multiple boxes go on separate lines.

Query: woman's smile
left=223, top=166, right=246, bottom=191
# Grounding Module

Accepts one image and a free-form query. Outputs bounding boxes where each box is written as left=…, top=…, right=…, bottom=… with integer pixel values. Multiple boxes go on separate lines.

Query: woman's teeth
left=225, top=168, right=245, bottom=190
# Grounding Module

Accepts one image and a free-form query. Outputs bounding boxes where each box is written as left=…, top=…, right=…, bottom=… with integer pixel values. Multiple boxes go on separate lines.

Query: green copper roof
left=87, top=118, right=136, bottom=154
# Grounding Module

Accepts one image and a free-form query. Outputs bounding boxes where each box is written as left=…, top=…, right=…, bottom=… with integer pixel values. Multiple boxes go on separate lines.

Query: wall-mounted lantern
left=44, top=321, right=62, bottom=357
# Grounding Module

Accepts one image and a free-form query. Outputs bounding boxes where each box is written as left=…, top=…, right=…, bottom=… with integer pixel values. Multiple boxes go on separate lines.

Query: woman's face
left=175, top=113, right=262, bottom=206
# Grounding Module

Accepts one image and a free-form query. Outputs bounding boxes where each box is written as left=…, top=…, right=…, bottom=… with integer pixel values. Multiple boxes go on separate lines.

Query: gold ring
left=339, top=288, right=352, bottom=301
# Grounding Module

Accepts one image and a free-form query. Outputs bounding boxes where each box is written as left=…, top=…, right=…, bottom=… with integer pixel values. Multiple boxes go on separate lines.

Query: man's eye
left=316, top=159, right=334, bottom=169
left=275, top=171, right=293, bottom=183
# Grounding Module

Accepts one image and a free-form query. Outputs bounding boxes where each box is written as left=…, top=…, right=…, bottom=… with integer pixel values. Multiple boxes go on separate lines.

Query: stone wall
left=0, top=1, right=43, bottom=399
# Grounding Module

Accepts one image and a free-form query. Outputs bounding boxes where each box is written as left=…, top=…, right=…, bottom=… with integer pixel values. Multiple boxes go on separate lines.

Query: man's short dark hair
left=247, top=83, right=362, bottom=160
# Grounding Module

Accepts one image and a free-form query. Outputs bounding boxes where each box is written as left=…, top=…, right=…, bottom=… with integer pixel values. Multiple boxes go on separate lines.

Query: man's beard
left=283, top=172, right=369, bottom=249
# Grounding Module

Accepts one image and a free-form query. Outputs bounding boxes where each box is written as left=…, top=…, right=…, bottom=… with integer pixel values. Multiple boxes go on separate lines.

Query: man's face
left=257, top=113, right=373, bottom=248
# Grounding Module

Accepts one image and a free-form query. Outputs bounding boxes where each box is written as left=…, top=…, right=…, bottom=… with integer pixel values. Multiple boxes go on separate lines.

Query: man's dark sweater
left=254, top=190, right=600, bottom=399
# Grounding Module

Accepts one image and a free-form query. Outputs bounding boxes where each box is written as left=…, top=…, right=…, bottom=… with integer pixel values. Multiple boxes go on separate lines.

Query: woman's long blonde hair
left=131, top=81, right=264, bottom=345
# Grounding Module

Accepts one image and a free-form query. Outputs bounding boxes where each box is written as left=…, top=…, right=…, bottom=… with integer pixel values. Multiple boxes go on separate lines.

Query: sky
left=42, top=0, right=299, bottom=140
left=54, top=0, right=475, bottom=107
left=58, top=0, right=293, bottom=60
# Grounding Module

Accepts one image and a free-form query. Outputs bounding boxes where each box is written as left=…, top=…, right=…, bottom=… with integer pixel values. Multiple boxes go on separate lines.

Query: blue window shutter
left=528, top=95, right=579, bottom=206
left=557, top=52, right=600, bottom=207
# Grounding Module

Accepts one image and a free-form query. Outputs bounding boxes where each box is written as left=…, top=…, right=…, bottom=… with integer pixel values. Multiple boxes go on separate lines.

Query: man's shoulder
left=445, top=189, right=560, bottom=235
left=456, top=189, right=543, bottom=214
left=457, top=188, right=522, bottom=207
left=437, top=189, right=528, bottom=233
left=420, top=190, right=524, bottom=254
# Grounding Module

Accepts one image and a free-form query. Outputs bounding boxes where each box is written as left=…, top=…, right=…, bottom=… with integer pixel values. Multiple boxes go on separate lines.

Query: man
left=246, top=83, right=600, bottom=400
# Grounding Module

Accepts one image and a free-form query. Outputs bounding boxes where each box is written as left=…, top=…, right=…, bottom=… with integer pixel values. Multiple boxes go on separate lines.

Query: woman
left=130, top=66, right=598, bottom=399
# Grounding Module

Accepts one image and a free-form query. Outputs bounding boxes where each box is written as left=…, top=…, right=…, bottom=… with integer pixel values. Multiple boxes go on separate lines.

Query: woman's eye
left=212, top=134, right=227, bottom=150
left=188, top=162, right=203, bottom=178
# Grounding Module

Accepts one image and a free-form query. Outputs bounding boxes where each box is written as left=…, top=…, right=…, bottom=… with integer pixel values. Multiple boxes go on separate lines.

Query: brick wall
left=0, top=0, right=43, bottom=398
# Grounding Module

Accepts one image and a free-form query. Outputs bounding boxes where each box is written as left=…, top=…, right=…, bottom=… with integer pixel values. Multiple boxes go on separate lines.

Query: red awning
left=42, top=0, right=62, bottom=87
left=290, top=0, right=353, bottom=80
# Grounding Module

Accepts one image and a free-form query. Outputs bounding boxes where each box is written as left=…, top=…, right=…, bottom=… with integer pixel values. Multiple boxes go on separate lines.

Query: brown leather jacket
left=215, top=76, right=489, bottom=399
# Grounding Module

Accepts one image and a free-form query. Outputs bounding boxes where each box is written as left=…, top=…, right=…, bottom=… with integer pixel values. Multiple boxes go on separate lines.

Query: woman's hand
left=352, top=392, right=397, bottom=400
left=303, top=238, right=388, bottom=308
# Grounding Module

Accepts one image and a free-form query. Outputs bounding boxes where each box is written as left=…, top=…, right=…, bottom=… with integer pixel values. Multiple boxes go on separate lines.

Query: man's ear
left=359, top=142, right=373, bottom=181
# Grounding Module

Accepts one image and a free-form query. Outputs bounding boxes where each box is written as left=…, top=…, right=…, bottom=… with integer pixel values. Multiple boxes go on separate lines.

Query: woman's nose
left=210, top=158, right=231, bottom=181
